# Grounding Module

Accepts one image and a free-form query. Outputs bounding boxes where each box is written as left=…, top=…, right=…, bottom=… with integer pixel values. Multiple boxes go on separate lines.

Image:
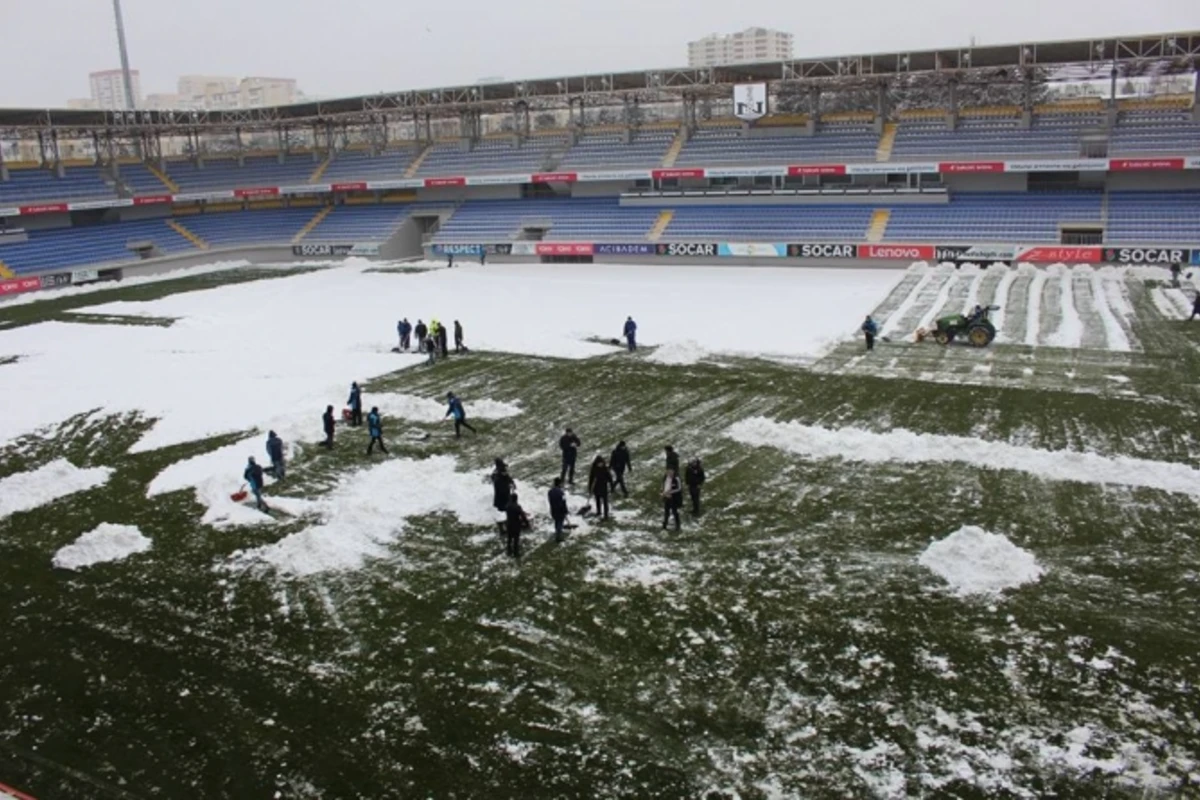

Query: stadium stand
left=162, top=156, right=317, bottom=192
left=1111, top=112, right=1200, bottom=155
left=662, top=204, right=877, bottom=241
left=0, top=219, right=192, bottom=274
left=321, top=148, right=418, bottom=183
left=119, top=162, right=176, bottom=195
left=304, top=203, right=415, bottom=242
left=890, top=117, right=1098, bottom=159
left=883, top=191, right=1103, bottom=242
left=558, top=132, right=676, bottom=170
left=415, top=137, right=567, bottom=177
left=433, top=198, right=662, bottom=243
left=174, top=207, right=316, bottom=247
left=0, top=165, right=116, bottom=203
left=674, top=125, right=880, bottom=167
left=1106, top=191, right=1200, bottom=244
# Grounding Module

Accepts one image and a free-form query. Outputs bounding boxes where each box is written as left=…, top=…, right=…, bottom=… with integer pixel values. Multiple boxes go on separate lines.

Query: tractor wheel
left=934, top=330, right=952, bottom=345
left=967, top=325, right=993, bottom=347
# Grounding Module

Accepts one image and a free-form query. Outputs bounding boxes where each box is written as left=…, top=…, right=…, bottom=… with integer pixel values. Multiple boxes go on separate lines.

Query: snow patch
left=226, top=455, right=497, bottom=576
left=727, top=417, right=1200, bottom=498
left=646, top=340, right=709, bottom=366
left=0, top=459, right=114, bottom=520
left=918, top=526, right=1044, bottom=596
left=52, top=523, right=152, bottom=570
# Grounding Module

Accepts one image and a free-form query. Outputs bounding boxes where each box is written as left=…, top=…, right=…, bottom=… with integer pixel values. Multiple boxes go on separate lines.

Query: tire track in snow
left=1101, top=273, right=1139, bottom=350
left=878, top=269, right=935, bottom=338
left=962, top=267, right=985, bottom=313
left=989, top=267, right=1019, bottom=343
left=1045, top=266, right=1082, bottom=349
left=882, top=268, right=953, bottom=339
left=1090, top=272, right=1131, bottom=352
left=1068, top=269, right=1107, bottom=351
left=915, top=273, right=962, bottom=333
left=1024, top=268, right=1049, bottom=346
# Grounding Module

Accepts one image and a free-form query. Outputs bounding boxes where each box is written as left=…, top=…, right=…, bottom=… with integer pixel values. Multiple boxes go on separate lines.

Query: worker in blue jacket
left=444, top=392, right=477, bottom=438
left=366, top=407, right=388, bottom=455
left=265, top=430, right=285, bottom=479
left=861, top=316, right=879, bottom=351
left=243, top=457, right=267, bottom=511
left=623, top=316, right=638, bottom=351
left=347, top=381, right=363, bottom=427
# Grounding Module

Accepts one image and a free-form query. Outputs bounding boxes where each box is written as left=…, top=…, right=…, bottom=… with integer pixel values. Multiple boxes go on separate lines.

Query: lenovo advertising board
left=859, top=244, right=936, bottom=260
left=733, top=83, right=768, bottom=122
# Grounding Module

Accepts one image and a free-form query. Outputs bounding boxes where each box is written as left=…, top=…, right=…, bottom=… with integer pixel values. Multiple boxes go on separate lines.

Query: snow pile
left=646, top=340, right=709, bottom=366
left=52, top=523, right=152, bottom=570
left=917, top=526, right=1044, bottom=596
left=0, top=460, right=115, bottom=520
left=372, top=393, right=522, bottom=424
left=226, top=455, right=497, bottom=576
left=0, top=263, right=899, bottom=450
left=146, top=395, right=521, bottom=528
left=0, top=260, right=252, bottom=308
left=727, top=417, right=1200, bottom=498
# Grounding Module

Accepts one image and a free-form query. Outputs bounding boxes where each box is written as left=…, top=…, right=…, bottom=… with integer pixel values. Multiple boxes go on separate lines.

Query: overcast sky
left=2, top=0, right=1198, bottom=107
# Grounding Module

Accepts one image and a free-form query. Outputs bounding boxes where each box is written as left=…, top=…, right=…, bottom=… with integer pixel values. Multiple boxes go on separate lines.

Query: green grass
left=1, top=273, right=1199, bottom=798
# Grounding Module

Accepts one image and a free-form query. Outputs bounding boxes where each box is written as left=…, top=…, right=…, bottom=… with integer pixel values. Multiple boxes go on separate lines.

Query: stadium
left=2, top=13, right=1200, bottom=800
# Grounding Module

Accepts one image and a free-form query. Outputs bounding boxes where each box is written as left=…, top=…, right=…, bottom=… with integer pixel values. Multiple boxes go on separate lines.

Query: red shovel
left=231, top=484, right=248, bottom=502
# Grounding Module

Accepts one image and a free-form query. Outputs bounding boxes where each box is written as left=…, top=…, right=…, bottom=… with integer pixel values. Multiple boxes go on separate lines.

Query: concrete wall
left=944, top=172, right=1029, bottom=191
left=379, top=217, right=426, bottom=260
left=572, top=180, right=639, bottom=197
left=620, top=192, right=948, bottom=207
left=1106, top=171, right=1200, bottom=191
left=417, top=183, right=522, bottom=203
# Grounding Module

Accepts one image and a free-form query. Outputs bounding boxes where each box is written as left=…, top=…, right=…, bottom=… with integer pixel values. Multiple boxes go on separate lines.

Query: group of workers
left=396, top=318, right=465, bottom=364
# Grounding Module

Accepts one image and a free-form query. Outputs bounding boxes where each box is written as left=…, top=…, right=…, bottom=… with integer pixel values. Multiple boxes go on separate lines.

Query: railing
left=622, top=185, right=948, bottom=200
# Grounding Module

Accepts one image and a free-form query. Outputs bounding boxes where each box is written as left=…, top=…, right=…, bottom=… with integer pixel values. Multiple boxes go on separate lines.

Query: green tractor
left=926, top=305, right=999, bottom=347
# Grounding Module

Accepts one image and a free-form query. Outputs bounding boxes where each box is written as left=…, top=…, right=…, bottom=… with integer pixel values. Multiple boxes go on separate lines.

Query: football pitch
left=1, top=261, right=1198, bottom=798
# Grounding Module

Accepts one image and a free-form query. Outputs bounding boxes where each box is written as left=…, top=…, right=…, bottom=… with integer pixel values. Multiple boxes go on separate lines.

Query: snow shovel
left=230, top=484, right=249, bottom=503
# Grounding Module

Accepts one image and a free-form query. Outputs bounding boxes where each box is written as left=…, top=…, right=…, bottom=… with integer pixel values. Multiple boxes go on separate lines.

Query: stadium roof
left=1, top=29, right=1197, bottom=134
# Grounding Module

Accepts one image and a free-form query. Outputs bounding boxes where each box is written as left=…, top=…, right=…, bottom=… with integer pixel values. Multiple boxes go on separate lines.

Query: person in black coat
left=559, top=427, right=581, bottom=485
left=587, top=455, right=613, bottom=520
left=436, top=324, right=449, bottom=358
left=347, top=381, right=363, bottom=427
left=490, top=458, right=515, bottom=512
left=454, top=320, right=465, bottom=353
left=609, top=440, right=632, bottom=497
left=265, top=430, right=285, bottom=479
left=505, top=493, right=531, bottom=559
left=664, top=445, right=680, bottom=475
left=548, top=478, right=569, bottom=543
left=321, top=405, right=335, bottom=448
left=661, top=468, right=682, bottom=531
left=414, top=320, right=428, bottom=353
left=684, top=458, right=706, bottom=515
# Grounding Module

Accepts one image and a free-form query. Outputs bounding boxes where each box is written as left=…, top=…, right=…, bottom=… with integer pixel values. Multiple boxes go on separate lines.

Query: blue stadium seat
left=0, top=165, right=117, bottom=204
left=0, top=219, right=192, bottom=274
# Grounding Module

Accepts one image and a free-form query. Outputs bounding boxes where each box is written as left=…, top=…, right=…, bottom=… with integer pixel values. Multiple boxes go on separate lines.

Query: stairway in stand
left=308, top=155, right=332, bottom=183
left=875, top=122, right=898, bottom=162
left=167, top=218, right=209, bottom=250
left=660, top=130, right=687, bottom=168
left=865, top=209, right=892, bottom=242
left=146, top=162, right=179, bottom=192
left=404, top=144, right=433, bottom=178
left=292, top=206, right=333, bottom=243
left=647, top=210, right=675, bottom=241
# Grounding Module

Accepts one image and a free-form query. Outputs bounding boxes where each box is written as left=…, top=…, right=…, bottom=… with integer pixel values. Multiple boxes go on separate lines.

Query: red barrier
left=938, top=161, right=1005, bottom=174
left=651, top=168, right=706, bottom=179
left=424, top=177, right=467, bottom=187
left=531, top=172, right=579, bottom=184
left=1016, top=246, right=1102, bottom=263
left=786, top=164, right=847, bottom=176
left=1108, top=158, right=1185, bottom=171
left=0, top=277, right=44, bottom=296
left=132, top=195, right=172, bottom=205
left=331, top=182, right=368, bottom=192
left=535, top=242, right=594, bottom=256
left=233, top=187, right=280, bottom=199
left=17, top=203, right=68, bottom=215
